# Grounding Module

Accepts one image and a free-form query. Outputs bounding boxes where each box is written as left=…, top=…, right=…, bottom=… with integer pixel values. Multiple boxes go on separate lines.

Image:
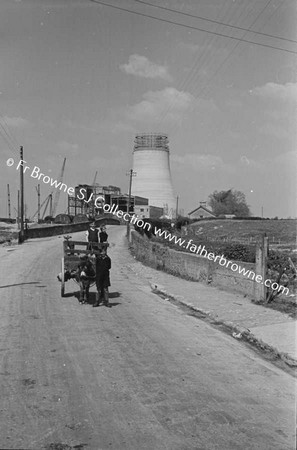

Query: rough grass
left=153, top=219, right=296, bottom=261
left=184, top=218, right=296, bottom=245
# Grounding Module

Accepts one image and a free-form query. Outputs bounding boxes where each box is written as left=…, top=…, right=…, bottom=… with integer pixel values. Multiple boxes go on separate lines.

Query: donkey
left=75, top=255, right=95, bottom=304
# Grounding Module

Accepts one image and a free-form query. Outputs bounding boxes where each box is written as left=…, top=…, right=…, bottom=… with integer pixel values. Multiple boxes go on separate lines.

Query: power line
left=0, top=121, right=18, bottom=155
left=132, top=0, right=297, bottom=45
left=0, top=111, right=20, bottom=154
left=158, top=0, right=255, bottom=123
left=158, top=0, right=275, bottom=125
left=185, top=0, right=277, bottom=100
left=90, top=0, right=297, bottom=55
left=0, top=115, right=20, bottom=149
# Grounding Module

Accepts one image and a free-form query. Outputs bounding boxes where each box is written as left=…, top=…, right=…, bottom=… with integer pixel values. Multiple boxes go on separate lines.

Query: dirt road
left=0, top=226, right=295, bottom=449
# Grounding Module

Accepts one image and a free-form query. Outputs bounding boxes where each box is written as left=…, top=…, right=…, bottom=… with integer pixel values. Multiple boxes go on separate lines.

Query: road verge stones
left=150, top=283, right=297, bottom=373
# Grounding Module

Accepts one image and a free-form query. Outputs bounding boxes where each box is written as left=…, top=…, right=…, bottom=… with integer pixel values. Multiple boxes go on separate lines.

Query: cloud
left=3, top=116, right=30, bottom=128
left=125, top=87, right=194, bottom=124
left=120, top=54, right=173, bottom=81
left=251, top=82, right=297, bottom=102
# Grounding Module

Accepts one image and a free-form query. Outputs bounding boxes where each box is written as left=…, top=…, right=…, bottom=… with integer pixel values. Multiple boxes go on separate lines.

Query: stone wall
left=25, top=222, right=90, bottom=239
left=25, top=217, right=120, bottom=239
left=130, top=231, right=256, bottom=298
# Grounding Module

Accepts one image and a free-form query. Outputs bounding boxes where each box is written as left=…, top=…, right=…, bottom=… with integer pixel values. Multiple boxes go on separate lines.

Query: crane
left=30, top=193, right=52, bottom=221
left=51, top=157, right=66, bottom=217
left=30, top=158, right=66, bottom=221
left=92, top=171, right=98, bottom=187
left=42, top=193, right=52, bottom=219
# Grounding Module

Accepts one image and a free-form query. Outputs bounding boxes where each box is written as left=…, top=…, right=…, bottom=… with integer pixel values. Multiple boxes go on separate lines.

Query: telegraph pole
left=37, top=184, right=40, bottom=223
left=126, top=169, right=136, bottom=238
left=49, top=193, right=53, bottom=217
left=19, top=146, right=25, bottom=242
left=176, top=195, right=179, bottom=220
left=7, top=184, right=11, bottom=219
left=17, top=190, right=20, bottom=229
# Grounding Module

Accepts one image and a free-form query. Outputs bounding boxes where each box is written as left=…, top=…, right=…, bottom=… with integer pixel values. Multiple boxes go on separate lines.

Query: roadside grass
left=183, top=218, right=296, bottom=245
left=153, top=219, right=296, bottom=261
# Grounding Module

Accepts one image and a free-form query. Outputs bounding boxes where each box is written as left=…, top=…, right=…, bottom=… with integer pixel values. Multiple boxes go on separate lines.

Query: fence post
left=254, top=235, right=268, bottom=301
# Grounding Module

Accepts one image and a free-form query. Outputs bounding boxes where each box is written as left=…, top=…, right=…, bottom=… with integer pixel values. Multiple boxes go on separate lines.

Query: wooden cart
left=60, top=236, right=108, bottom=297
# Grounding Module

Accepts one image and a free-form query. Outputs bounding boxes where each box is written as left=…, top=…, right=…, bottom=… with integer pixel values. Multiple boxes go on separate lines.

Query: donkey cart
left=60, top=235, right=108, bottom=297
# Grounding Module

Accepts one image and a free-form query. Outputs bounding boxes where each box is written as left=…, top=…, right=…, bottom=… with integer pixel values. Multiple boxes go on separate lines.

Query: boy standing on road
left=86, top=221, right=99, bottom=252
left=99, top=225, right=108, bottom=244
left=93, top=248, right=111, bottom=308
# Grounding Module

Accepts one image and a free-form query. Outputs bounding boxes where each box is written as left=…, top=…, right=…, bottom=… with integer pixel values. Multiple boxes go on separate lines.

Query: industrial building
left=108, top=194, right=163, bottom=219
left=67, top=184, right=121, bottom=218
left=68, top=184, right=163, bottom=220
left=134, top=204, right=164, bottom=220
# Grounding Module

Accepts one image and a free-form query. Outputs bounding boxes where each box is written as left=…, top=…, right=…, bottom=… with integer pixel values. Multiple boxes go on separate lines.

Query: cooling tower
left=131, top=133, right=176, bottom=217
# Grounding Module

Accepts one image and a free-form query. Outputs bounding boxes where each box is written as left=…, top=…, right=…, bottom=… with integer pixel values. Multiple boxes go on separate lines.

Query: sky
left=0, top=0, right=296, bottom=219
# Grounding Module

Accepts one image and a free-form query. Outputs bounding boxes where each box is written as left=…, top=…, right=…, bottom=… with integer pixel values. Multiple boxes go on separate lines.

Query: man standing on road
left=93, top=248, right=111, bottom=308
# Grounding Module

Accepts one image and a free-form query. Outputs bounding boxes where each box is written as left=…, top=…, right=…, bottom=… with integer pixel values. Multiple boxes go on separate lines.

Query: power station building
left=131, top=133, right=176, bottom=218
left=67, top=184, right=121, bottom=218
left=67, top=184, right=163, bottom=220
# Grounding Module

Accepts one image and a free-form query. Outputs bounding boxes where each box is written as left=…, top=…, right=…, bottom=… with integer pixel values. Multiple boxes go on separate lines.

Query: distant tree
left=208, top=189, right=251, bottom=217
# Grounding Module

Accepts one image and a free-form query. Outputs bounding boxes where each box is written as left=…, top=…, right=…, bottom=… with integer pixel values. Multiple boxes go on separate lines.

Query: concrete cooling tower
left=131, top=133, right=176, bottom=217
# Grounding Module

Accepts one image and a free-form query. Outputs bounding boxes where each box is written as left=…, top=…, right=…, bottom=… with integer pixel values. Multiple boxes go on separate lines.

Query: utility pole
left=36, top=184, right=40, bottom=223
left=17, top=190, right=20, bottom=229
left=19, top=146, right=25, bottom=242
left=7, top=184, right=11, bottom=219
left=49, top=193, right=53, bottom=218
left=176, top=195, right=179, bottom=220
left=126, top=169, right=136, bottom=238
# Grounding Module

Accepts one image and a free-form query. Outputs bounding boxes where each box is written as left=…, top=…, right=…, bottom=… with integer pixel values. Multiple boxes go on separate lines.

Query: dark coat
left=99, top=231, right=108, bottom=243
left=87, top=227, right=99, bottom=243
left=95, top=255, right=111, bottom=287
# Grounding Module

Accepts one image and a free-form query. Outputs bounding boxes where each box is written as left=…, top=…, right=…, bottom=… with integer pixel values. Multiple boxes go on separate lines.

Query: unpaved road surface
left=0, top=226, right=295, bottom=449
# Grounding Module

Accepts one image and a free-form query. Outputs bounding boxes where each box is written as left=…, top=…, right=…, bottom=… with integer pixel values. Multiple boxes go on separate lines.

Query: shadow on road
left=63, top=290, right=122, bottom=307
left=0, top=281, right=42, bottom=289
left=109, top=291, right=121, bottom=299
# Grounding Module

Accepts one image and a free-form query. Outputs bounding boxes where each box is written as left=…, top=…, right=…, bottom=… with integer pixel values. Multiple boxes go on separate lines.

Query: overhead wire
left=191, top=0, right=284, bottom=100
left=132, top=0, right=297, bottom=44
left=1, top=117, right=20, bottom=149
left=0, top=120, right=19, bottom=155
left=0, top=110, right=20, bottom=156
left=157, top=0, right=259, bottom=124
left=89, top=0, right=297, bottom=55
left=160, top=0, right=281, bottom=129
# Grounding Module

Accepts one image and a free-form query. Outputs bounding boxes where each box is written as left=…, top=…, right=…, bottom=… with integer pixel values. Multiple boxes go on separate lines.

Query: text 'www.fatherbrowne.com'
left=154, top=227, right=289, bottom=296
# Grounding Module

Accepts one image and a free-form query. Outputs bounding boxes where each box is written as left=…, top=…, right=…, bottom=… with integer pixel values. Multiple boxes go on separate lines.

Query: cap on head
left=80, top=254, right=88, bottom=260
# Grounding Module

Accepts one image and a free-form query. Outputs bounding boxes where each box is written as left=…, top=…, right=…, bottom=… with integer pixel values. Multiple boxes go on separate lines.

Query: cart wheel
left=61, top=257, right=65, bottom=297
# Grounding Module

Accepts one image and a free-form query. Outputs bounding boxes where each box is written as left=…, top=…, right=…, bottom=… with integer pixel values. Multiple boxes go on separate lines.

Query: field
left=183, top=219, right=296, bottom=246
left=150, top=219, right=297, bottom=265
